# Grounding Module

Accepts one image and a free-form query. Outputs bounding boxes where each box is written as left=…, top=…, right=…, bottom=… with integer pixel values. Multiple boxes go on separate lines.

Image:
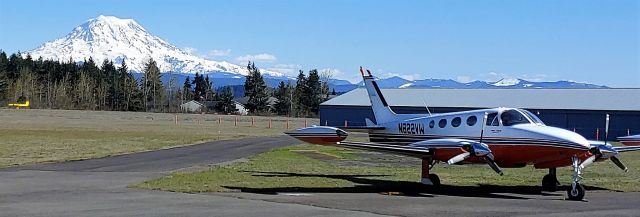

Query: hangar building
left=319, top=88, right=640, bottom=140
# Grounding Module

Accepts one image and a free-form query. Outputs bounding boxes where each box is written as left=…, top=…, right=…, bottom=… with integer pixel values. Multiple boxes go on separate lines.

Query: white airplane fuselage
left=368, top=108, right=592, bottom=168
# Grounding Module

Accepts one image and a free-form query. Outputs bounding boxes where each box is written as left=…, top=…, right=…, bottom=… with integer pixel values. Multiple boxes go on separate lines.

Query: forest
left=0, top=51, right=331, bottom=117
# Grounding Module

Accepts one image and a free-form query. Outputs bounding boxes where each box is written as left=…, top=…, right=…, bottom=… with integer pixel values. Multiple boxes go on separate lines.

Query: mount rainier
left=27, top=15, right=282, bottom=77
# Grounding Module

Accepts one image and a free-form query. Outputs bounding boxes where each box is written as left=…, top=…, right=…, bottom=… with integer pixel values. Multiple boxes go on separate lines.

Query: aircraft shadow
left=222, top=170, right=611, bottom=200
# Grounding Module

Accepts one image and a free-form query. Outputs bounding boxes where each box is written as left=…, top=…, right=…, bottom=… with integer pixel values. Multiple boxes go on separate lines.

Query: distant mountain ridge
left=330, top=76, right=607, bottom=93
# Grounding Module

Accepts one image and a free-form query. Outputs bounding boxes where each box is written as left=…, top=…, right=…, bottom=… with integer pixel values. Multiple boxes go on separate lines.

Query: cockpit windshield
left=519, top=109, right=545, bottom=125
left=500, top=109, right=531, bottom=126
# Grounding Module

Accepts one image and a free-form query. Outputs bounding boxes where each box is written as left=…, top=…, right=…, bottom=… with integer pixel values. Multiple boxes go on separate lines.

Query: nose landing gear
left=567, top=156, right=585, bottom=201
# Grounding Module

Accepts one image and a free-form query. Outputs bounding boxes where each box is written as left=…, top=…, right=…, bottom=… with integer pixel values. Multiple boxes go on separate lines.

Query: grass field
left=0, top=109, right=315, bottom=168
left=134, top=143, right=640, bottom=193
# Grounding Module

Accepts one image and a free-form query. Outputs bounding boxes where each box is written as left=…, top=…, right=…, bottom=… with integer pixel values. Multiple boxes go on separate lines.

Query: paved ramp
left=10, top=136, right=300, bottom=172
left=0, top=136, right=385, bottom=217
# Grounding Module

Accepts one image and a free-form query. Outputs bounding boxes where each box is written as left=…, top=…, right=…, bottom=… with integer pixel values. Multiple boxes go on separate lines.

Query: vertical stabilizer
left=360, top=67, right=398, bottom=124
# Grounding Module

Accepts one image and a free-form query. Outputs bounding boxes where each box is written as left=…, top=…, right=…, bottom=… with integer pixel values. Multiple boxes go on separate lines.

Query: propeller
left=446, top=112, right=503, bottom=175
left=579, top=114, right=628, bottom=172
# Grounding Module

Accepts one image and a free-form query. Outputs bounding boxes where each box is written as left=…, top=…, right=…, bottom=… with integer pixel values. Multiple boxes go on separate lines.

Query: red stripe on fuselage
left=428, top=144, right=591, bottom=168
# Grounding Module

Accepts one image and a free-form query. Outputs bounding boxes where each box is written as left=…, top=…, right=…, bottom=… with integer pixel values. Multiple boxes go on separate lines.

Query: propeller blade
left=610, top=156, right=628, bottom=172
left=447, top=152, right=471, bottom=165
left=484, top=155, right=503, bottom=176
left=605, top=114, right=610, bottom=141
left=579, top=155, right=597, bottom=169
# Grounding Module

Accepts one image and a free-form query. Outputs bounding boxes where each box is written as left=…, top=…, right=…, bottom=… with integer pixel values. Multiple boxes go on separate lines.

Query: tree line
left=0, top=52, right=331, bottom=116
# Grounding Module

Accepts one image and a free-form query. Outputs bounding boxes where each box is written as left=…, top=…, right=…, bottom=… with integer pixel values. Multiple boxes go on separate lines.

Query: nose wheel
left=567, top=156, right=585, bottom=201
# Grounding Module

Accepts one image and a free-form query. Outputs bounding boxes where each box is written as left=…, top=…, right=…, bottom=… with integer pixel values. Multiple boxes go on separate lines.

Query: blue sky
left=0, top=0, right=638, bottom=87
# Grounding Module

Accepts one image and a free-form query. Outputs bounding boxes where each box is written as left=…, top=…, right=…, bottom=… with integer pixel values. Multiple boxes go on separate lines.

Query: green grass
left=0, top=109, right=316, bottom=167
left=133, top=144, right=640, bottom=193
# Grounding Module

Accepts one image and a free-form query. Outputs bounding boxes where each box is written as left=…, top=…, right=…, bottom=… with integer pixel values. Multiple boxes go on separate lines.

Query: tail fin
left=360, top=67, right=398, bottom=124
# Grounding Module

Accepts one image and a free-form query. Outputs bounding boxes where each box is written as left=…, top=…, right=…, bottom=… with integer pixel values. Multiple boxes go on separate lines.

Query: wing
left=588, top=140, right=640, bottom=153
left=614, top=146, right=640, bottom=153
left=337, top=141, right=430, bottom=158
left=337, top=138, right=479, bottom=158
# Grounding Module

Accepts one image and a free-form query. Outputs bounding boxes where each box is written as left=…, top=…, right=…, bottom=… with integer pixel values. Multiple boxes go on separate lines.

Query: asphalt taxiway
left=1, top=136, right=639, bottom=217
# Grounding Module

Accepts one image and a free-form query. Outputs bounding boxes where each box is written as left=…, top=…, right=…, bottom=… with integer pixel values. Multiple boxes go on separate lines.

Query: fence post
left=286, top=119, right=289, bottom=129
left=628, top=129, right=631, bottom=136
left=596, top=128, right=600, bottom=141
left=235, top=116, right=237, bottom=126
left=218, top=116, right=221, bottom=124
left=175, top=114, right=178, bottom=125
left=304, top=119, right=307, bottom=128
left=268, top=118, right=272, bottom=128
left=344, top=120, right=348, bottom=127
left=325, top=120, right=328, bottom=126
left=251, top=117, right=255, bottom=126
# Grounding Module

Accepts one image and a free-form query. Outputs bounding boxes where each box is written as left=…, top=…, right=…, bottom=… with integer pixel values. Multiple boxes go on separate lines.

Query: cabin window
left=429, top=120, right=435, bottom=128
left=487, top=112, right=499, bottom=126
left=467, top=116, right=477, bottom=126
left=501, top=109, right=531, bottom=126
left=438, top=119, right=447, bottom=128
left=451, top=117, right=461, bottom=127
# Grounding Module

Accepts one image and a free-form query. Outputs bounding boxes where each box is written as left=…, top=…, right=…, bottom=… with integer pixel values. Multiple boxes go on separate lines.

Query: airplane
left=285, top=67, right=640, bottom=201
left=8, top=101, right=30, bottom=109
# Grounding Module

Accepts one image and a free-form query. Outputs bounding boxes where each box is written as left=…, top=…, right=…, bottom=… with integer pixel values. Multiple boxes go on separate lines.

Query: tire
left=567, top=183, right=585, bottom=201
left=428, top=174, right=441, bottom=187
left=542, top=174, right=558, bottom=192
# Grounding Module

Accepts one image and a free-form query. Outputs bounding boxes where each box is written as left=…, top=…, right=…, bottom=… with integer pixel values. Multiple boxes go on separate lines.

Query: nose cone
left=512, top=125, right=590, bottom=150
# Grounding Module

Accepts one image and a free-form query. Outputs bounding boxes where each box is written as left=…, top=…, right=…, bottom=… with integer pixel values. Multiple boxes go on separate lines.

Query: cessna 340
left=286, top=67, right=640, bottom=201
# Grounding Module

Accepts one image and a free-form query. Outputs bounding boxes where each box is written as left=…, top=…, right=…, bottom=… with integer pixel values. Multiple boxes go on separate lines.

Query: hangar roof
left=321, top=88, right=640, bottom=111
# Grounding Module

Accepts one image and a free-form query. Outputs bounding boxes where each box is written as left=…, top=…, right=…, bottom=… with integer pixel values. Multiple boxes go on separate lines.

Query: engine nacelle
left=285, top=126, right=348, bottom=145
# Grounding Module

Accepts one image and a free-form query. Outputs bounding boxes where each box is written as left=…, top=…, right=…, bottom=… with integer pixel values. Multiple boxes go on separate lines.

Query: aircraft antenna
left=422, top=98, right=432, bottom=116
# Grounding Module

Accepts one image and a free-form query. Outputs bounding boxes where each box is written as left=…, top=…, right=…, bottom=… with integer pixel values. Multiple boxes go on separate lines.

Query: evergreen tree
left=243, top=61, right=269, bottom=113
left=306, top=69, right=322, bottom=115
left=192, top=73, right=206, bottom=101
left=100, top=59, right=117, bottom=110
left=272, top=81, right=292, bottom=116
left=0, top=51, right=8, bottom=103
left=182, top=76, right=193, bottom=102
left=293, top=70, right=308, bottom=116
left=117, top=60, right=129, bottom=110
left=141, top=58, right=163, bottom=111
left=216, top=86, right=237, bottom=114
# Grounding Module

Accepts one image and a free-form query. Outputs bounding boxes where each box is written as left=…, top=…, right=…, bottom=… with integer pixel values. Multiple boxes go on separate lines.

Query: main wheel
left=428, top=174, right=441, bottom=186
left=567, top=183, right=585, bottom=201
left=542, top=174, right=558, bottom=192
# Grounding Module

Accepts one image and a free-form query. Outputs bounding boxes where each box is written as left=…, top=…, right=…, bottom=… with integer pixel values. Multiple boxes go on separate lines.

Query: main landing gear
left=567, top=156, right=586, bottom=201
left=540, top=157, right=586, bottom=201
left=421, top=158, right=440, bottom=186
left=541, top=168, right=560, bottom=192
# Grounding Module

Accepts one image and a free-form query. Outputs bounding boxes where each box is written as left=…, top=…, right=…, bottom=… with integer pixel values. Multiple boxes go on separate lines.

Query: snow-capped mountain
left=27, top=15, right=283, bottom=77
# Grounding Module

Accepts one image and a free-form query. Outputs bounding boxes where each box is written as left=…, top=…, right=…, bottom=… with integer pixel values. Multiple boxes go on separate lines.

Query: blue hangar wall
left=319, top=105, right=640, bottom=140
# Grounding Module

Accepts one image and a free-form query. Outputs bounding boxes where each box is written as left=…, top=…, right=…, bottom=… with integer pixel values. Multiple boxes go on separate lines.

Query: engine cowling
left=285, top=126, right=348, bottom=145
